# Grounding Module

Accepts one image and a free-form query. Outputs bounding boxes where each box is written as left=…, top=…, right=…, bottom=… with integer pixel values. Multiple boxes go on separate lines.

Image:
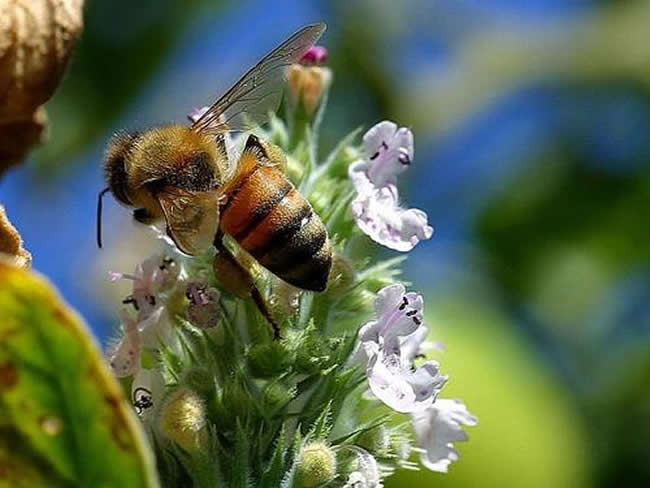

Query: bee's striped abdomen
left=220, top=154, right=331, bottom=292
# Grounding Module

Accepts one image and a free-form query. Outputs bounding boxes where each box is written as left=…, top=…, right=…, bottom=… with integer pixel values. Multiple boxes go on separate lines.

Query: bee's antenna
left=97, top=187, right=110, bottom=248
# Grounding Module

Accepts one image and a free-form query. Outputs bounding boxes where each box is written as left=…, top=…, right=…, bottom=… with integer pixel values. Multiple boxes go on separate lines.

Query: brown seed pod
left=0, top=0, right=84, bottom=176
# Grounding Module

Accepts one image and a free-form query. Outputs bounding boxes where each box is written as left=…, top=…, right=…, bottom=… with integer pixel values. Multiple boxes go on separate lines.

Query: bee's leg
left=133, top=208, right=156, bottom=225
left=250, top=287, right=282, bottom=340
left=213, top=233, right=281, bottom=340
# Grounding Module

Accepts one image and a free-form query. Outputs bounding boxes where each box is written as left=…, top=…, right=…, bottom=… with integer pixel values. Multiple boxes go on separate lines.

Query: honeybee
left=98, top=24, right=331, bottom=337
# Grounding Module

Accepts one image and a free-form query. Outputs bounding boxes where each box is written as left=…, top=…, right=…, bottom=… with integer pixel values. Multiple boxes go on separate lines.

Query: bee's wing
left=156, top=187, right=220, bottom=255
left=191, top=23, right=326, bottom=135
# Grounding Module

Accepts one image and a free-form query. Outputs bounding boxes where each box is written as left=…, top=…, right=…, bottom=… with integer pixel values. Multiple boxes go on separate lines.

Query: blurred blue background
left=1, top=0, right=649, bottom=486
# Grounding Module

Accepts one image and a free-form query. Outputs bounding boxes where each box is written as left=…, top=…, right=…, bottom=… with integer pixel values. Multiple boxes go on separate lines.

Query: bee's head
left=97, top=131, right=140, bottom=248
left=104, top=130, right=140, bottom=206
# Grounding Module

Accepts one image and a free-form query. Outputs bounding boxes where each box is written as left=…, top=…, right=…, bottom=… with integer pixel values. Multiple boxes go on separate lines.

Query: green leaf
left=260, top=424, right=287, bottom=488
left=0, top=263, right=158, bottom=487
left=231, top=420, right=251, bottom=488
left=320, top=126, right=362, bottom=179
left=306, top=401, right=333, bottom=441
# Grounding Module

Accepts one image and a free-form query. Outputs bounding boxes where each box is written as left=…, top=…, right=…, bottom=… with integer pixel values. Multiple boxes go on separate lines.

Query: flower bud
left=300, top=45, right=328, bottom=65
left=158, top=387, right=207, bottom=451
left=247, top=341, right=294, bottom=378
left=296, top=442, right=337, bottom=487
left=263, top=382, right=295, bottom=412
left=287, top=65, right=332, bottom=117
left=294, top=329, right=335, bottom=375
left=357, top=425, right=390, bottom=456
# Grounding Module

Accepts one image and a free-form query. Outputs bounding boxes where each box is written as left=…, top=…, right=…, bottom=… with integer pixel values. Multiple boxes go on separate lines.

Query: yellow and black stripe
left=220, top=136, right=331, bottom=291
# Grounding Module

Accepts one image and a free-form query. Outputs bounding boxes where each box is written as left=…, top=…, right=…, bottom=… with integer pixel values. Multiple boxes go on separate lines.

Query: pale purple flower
left=108, top=309, right=141, bottom=377
left=412, top=399, right=478, bottom=473
left=359, top=284, right=424, bottom=354
left=107, top=307, right=172, bottom=378
left=350, top=185, right=433, bottom=252
left=359, top=284, right=447, bottom=413
left=367, top=352, right=446, bottom=413
left=349, top=121, right=433, bottom=252
left=352, top=121, right=414, bottom=189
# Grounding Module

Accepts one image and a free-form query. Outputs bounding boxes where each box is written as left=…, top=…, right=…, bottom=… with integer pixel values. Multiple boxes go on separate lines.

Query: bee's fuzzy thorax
left=128, top=126, right=222, bottom=193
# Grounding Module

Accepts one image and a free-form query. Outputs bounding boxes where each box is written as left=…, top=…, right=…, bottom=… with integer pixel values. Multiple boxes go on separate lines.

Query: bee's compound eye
left=104, top=131, right=140, bottom=205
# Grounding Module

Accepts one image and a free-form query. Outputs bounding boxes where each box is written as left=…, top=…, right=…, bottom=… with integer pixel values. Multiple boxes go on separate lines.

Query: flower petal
left=367, top=355, right=417, bottom=413
left=108, top=310, right=141, bottom=377
left=363, top=121, right=413, bottom=187
left=351, top=185, right=433, bottom=252
left=412, top=399, right=477, bottom=473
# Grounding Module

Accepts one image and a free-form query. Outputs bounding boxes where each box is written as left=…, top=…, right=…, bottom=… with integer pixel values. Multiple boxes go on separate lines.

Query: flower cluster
left=349, top=121, right=433, bottom=252
left=105, top=44, right=475, bottom=488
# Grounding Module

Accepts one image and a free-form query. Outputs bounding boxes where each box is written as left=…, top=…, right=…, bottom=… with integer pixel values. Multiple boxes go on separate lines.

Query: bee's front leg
left=212, top=232, right=281, bottom=340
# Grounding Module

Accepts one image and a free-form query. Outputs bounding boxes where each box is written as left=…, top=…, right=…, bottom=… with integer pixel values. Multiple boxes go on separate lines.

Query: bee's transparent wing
left=156, top=187, right=220, bottom=256
left=191, top=23, right=326, bottom=135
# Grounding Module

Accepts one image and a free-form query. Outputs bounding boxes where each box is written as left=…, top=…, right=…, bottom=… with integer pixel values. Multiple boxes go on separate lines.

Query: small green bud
left=357, top=425, right=391, bottom=456
left=217, top=380, right=254, bottom=425
left=182, top=368, right=214, bottom=395
left=294, top=329, right=334, bottom=375
left=247, top=341, right=294, bottom=378
left=158, top=387, right=207, bottom=451
left=296, top=442, right=337, bottom=487
left=263, top=382, right=295, bottom=412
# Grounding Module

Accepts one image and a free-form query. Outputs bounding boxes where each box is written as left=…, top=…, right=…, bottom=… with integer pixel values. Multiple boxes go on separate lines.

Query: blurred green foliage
left=0, top=264, right=157, bottom=487
left=476, top=142, right=650, bottom=313
left=387, top=299, right=592, bottom=488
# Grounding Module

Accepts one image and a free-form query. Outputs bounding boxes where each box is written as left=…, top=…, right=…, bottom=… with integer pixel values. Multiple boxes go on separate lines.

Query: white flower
left=343, top=447, right=383, bottom=488
left=356, top=120, right=414, bottom=188
left=107, top=254, right=179, bottom=377
left=359, top=284, right=448, bottom=413
left=107, top=309, right=141, bottom=377
left=107, top=307, right=172, bottom=378
left=359, top=284, right=424, bottom=358
left=348, top=121, right=432, bottom=252
left=367, top=352, right=446, bottom=413
left=412, top=399, right=478, bottom=473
